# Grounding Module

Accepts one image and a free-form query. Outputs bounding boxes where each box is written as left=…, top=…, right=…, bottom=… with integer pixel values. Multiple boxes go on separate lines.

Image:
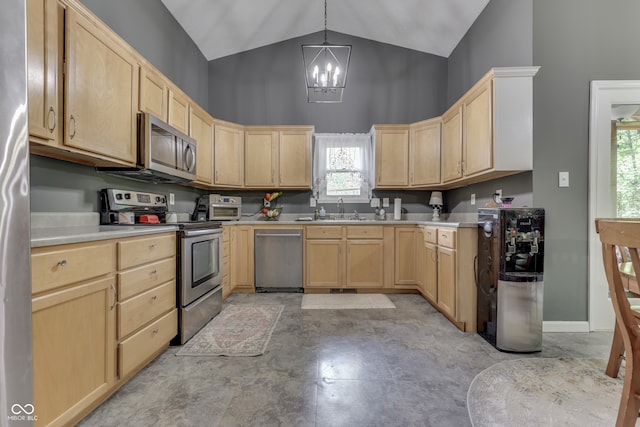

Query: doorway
left=588, top=81, right=640, bottom=331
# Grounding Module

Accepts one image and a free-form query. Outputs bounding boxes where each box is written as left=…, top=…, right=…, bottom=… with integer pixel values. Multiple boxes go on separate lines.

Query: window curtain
left=313, top=133, right=373, bottom=201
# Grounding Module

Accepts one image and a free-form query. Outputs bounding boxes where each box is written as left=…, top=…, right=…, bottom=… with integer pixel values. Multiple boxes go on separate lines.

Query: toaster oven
left=209, top=195, right=241, bottom=221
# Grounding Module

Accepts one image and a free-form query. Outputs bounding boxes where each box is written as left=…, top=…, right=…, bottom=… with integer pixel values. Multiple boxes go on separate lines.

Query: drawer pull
left=69, top=115, right=76, bottom=139
left=57, top=259, right=67, bottom=267
left=47, top=106, right=56, bottom=132
left=152, top=328, right=159, bottom=335
left=151, top=295, right=158, bottom=301
left=150, top=269, right=157, bottom=275
left=150, top=244, right=158, bottom=249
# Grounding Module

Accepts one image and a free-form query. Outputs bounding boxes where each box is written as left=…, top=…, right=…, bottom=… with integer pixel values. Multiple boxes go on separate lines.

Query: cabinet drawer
left=423, top=227, right=438, bottom=244
left=118, top=233, right=176, bottom=270
left=32, top=242, right=115, bottom=294
left=306, top=226, right=343, bottom=239
left=346, top=226, right=383, bottom=239
left=118, top=258, right=175, bottom=300
left=118, top=280, right=176, bottom=339
left=438, top=229, right=456, bottom=249
left=118, top=309, right=177, bottom=378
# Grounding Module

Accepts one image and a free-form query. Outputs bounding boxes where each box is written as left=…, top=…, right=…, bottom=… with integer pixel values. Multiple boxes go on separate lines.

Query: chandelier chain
left=324, top=0, right=328, bottom=43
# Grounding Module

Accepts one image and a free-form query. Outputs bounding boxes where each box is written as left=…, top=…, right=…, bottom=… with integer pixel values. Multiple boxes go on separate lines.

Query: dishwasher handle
left=255, top=233, right=301, bottom=238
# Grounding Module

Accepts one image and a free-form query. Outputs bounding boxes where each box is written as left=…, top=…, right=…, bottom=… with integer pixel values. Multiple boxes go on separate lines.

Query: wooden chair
left=596, top=218, right=640, bottom=426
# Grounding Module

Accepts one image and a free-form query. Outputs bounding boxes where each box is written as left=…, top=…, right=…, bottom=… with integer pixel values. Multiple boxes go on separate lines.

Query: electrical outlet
left=169, top=193, right=175, bottom=205
left=495, top=189, right=502, bottom=198
left=471, top=194, right=476, bottom=205
left=370, top=198, right=380, bottom=208
left=310, top=197, right=317, bottom=207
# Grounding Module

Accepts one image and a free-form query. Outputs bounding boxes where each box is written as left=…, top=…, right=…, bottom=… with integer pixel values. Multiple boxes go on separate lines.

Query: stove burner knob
left=124, top=193, right=131, bottom=199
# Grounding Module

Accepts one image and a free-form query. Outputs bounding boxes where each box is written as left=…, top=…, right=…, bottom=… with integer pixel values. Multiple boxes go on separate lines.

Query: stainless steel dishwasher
left=254, top=229, right=304, bottom=292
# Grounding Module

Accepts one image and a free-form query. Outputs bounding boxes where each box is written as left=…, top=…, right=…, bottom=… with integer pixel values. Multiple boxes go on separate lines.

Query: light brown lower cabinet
left=421, top=226, right=478, bottom=332
left=305, top=225, right=385, bottom=289
left=32, top=276, right=116, bottom=427
left=31, top=232, right=177, bottom=426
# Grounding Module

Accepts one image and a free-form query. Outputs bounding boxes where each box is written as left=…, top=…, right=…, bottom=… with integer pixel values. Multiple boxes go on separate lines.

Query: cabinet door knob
left=152, top=328, right=159, bottom=334
left=151, top=295, right=158, bottom=301
left=57, top=259, right=67, bottom=267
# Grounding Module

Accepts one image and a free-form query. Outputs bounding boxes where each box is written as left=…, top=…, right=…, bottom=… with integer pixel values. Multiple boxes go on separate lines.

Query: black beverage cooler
left=477, top=208, right=545, bottom=352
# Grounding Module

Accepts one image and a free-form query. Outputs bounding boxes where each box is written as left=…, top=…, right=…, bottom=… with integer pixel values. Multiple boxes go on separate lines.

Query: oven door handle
left=182, top=228, right=223, bottom=238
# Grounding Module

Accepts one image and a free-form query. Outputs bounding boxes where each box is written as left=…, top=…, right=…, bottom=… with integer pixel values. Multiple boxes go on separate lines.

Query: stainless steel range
left=100, top=188, right=223, bottom=344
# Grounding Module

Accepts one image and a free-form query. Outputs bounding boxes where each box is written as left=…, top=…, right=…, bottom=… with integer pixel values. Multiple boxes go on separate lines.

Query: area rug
left=301, top=293, right=395, bottom=309
left=467, top=357, right=623, bottom=427
left=176, top=304, right=284, bottom=357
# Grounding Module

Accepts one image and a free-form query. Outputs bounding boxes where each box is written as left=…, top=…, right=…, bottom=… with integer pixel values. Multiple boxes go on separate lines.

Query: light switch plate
left=370, top=198, right=380, bottom=208
left=471, top=194, right=476, bottom=205
left=169, top=193, right=175, bottom=205
left=559, top=171, right=570, bottom=187
left=310, top=197, right=317, bottom=207
left=383, top=198, right=390, bottom=207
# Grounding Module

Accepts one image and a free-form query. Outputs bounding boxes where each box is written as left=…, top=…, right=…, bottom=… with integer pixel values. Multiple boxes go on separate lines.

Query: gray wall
left=30, top=155, right=204, bottom=214
left=532, top=0, right=640, bottom=321
left=446, top=0, right=533, bottom=106
left=208, top=31, right=448, bottom=133
left=79, top=0, right=209, bottom=108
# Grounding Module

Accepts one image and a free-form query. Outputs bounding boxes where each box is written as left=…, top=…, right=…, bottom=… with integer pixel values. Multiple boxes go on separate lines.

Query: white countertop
left=225, top=212, right=478, bottom=228
left=30, top=212, right=178, bottom=248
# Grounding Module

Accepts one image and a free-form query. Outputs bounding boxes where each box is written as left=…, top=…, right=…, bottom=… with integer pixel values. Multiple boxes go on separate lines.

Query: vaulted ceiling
left=160, top=0, right=491, bottom=61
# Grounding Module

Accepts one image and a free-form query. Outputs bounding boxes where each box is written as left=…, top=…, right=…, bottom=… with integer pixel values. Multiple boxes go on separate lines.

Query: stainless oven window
left=191, top=237, right=220, bottom=288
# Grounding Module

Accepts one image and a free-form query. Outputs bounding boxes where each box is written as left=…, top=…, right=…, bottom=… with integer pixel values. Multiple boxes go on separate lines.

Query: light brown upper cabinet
left=139, top=64, right=168, bottom=120
left=190, top=103, right=214, bottom=185
left=27, top=0, right=62, bottom=146
left=245, top=128, right=279, bottom=188
left=441, top=103, right=463, bottom=184
left=440, top=66, right=540, bottom=187
left=214, top=120, right=245, bottom=187
left=245, top=126, right=313, bottom=189
left=374, top=124, right=410, bottom=188
left=64, top=6, right=138, bottom=165
left=409, top=118, right=441, bottom=186
left=168, top=84, right=190, bottom=135
left=374, top=121, right=441, bottom=189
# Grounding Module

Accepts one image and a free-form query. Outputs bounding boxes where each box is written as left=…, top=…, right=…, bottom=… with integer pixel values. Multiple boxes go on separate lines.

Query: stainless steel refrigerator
left=477, top=208, right=545, bottom=353
left=1, top=0, right=33, bottom=424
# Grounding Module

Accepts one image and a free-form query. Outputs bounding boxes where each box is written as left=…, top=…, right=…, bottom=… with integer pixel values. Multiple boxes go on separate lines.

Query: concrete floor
left=79, top=293, right=613, bottom=427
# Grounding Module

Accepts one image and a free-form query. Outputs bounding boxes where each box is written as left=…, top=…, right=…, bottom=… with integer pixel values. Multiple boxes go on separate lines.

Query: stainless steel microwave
left=97, top=113, right=197, bottom=184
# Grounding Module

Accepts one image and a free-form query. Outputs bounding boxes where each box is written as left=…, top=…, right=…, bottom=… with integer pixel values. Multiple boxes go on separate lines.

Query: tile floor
left=79, top=293, right=614, bottom=427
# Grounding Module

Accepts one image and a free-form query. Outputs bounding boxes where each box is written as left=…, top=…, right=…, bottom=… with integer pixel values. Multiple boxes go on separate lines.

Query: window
left=313, top=133, right=373, bottom=203
left=613, top=114, right=640, bottom=217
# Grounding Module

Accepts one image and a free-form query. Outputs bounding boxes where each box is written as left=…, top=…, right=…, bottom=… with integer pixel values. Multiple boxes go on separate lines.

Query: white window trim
left=313, top=132, right=373, bottom=204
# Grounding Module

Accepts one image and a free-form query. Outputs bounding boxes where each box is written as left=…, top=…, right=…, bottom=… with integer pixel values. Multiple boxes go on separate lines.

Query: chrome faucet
left=353, top=210, right=359, bottom=220
left=337, top=197, right=344, bottom=217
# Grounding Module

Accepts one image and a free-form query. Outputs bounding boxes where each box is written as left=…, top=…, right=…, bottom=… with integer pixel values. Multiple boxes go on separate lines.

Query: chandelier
left=301, top=0, right=351, bottom=103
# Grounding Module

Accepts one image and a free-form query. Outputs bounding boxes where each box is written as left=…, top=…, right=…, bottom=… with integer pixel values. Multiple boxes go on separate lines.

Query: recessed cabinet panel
left=65, top=8, right=138, bottom=164
left=463, top=80, right=493, bottom=176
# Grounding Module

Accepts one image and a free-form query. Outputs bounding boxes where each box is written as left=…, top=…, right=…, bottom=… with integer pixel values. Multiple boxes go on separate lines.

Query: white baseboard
left=543, top=321, right=590, bottom=333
